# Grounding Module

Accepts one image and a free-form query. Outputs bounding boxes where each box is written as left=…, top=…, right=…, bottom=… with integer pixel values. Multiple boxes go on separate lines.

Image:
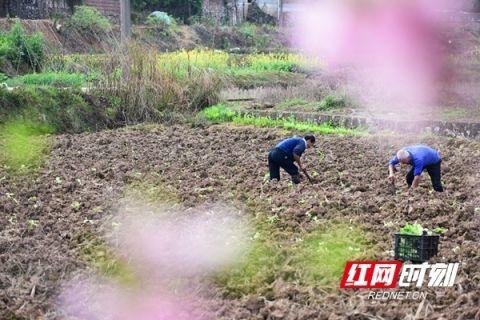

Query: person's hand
left=389, top=174, right=396, bottom=183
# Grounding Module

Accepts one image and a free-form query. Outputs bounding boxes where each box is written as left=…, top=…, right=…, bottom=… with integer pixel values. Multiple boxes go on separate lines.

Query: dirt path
left=0, top=124, right=479, bottom=319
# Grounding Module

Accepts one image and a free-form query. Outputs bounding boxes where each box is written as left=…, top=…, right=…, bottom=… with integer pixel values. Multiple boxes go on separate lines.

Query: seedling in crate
left=399, top=223, right=423, bottom=235
left=394, top=223, right=444, bottom=263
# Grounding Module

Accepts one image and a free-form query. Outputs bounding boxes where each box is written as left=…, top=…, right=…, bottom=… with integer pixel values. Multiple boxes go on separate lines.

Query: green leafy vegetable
left=399, top=224, right=446, bottom=235
left=399, top=223, right=424, bottom=235
left=433, top=227, right=447, bottom=234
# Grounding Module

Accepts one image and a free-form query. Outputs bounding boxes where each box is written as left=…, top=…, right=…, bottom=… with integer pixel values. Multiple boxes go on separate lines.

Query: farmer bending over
left=388, top=145, right=443, bottom=192
left=268, top=134, right=315, bottom=184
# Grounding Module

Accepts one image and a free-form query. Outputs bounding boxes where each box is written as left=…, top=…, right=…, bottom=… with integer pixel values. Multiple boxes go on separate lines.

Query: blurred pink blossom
left=59, top=204, right=248, bottom=320
left=60, top=278, right=206, bottom=320
left=113, top=204, right=248, bottom=277
left=293, top=0, right=455, bottom=109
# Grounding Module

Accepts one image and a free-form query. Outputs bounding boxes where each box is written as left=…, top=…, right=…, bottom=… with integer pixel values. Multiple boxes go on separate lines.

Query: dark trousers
left=268, top=148, right=301, bottom=184
left=406, top=160, right=443, bottom=192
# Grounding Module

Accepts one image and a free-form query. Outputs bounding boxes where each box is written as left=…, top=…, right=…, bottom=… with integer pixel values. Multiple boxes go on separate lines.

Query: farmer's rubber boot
left=292, top=174, right=301, bottom=184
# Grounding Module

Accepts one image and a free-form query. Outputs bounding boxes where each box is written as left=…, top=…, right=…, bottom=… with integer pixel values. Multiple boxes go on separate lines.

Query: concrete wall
left=256, top=0, right=302, bottom=22
left=256, top=0, right=278, bottom=17
left=203, top=0, right=300, bottom=24
left=203, top=0, right=244, bottom=24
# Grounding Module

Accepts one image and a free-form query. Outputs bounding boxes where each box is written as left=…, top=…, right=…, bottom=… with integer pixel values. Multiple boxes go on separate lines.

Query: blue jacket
left=389, top=145, right=441, bottom=176
left=276, top=137, right=307, bottom=158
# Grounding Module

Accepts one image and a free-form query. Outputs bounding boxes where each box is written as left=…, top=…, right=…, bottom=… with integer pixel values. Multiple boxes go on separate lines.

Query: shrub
left=0, top=36, right=10, bottom=63
left=238, top=23, right=257, bottom=46
left=145, top=11, right=175, bottom=28
left=0, top=21, right=45, bottom=71
left=70, top=6, right=112, bottom=34
left=237, top=23, right=270, bottom=49
left=133, top=0, right=202, bottom=23
left=317, top=95, right=348, bottom=111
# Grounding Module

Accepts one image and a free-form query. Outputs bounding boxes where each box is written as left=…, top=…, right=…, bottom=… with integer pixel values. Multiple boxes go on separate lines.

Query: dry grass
left=95, top=42, right=223, bottom=124
left=221, top=78, right=337, bottom=105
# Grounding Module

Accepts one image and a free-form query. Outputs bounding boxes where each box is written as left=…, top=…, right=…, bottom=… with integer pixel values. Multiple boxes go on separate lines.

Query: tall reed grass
left=96, top=43, right=223, bottom=124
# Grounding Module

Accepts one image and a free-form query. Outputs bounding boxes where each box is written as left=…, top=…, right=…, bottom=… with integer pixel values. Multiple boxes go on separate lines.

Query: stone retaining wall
left=240, top=110, right=480, bottom=139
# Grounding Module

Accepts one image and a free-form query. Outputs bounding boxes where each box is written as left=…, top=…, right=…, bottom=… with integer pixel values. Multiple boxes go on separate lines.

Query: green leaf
left=399, top=223, right=424, bottom=235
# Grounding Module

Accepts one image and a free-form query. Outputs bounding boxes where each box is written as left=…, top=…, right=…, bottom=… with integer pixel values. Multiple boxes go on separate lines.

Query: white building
left=203, top=0, right=301, bottom=25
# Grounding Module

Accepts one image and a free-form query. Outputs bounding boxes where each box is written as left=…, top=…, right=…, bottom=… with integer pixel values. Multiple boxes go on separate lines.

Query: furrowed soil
left=0, top=124, right=479, bottom=319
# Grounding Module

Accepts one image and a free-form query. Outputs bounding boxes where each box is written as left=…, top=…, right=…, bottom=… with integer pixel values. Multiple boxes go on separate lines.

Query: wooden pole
left=120, top=0, right=131, bottom=42
left=278, top=0, right=283, bottom=26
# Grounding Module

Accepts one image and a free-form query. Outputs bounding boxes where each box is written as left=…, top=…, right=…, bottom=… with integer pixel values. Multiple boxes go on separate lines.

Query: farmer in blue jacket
left=268, top=135, right=315, bottom=184
left=388, top=145, right=443, bottom=192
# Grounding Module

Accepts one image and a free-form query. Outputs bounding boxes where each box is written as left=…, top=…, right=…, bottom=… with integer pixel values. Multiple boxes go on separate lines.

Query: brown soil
left=0, top=124, right=479, bottom=319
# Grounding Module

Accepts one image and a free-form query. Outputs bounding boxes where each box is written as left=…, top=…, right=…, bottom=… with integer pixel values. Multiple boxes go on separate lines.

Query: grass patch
left=17, top=50, right=312, bottom=93
left=215, top=220, right=375, bottom=297
left=79, top=234, right=136, bottom=286
left=316, top=95, right=348, bottom=111
left=213, top=216, right=285, bottom=298
left=201, top=104, right=365, bottom=135
left=157, top=49, right=319, bottom=78
left=45, top=54, right=108, bottom=74
left=278, top=98, right=308, bottom=109
left=6, top=72, right=87, bottom=87
left=231, top=71, right=305, bottom=89
left=201, top=104, right=236, bottom=123
left=0, top=120, right=52, bottom=172
left=214, top=226, right=282, bottom=298
left=124, top=173, right=179, bottom=205
left=277, top=95, right=353, bottom=112
left=292, top=222, right=375, bottom=287
left=439, top=108, right=469, bottom=121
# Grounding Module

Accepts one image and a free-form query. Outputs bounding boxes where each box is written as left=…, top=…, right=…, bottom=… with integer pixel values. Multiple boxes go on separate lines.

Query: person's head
left=305, top=134, right=316, bottom=148
left=396, top=149, right=411, bottom=164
